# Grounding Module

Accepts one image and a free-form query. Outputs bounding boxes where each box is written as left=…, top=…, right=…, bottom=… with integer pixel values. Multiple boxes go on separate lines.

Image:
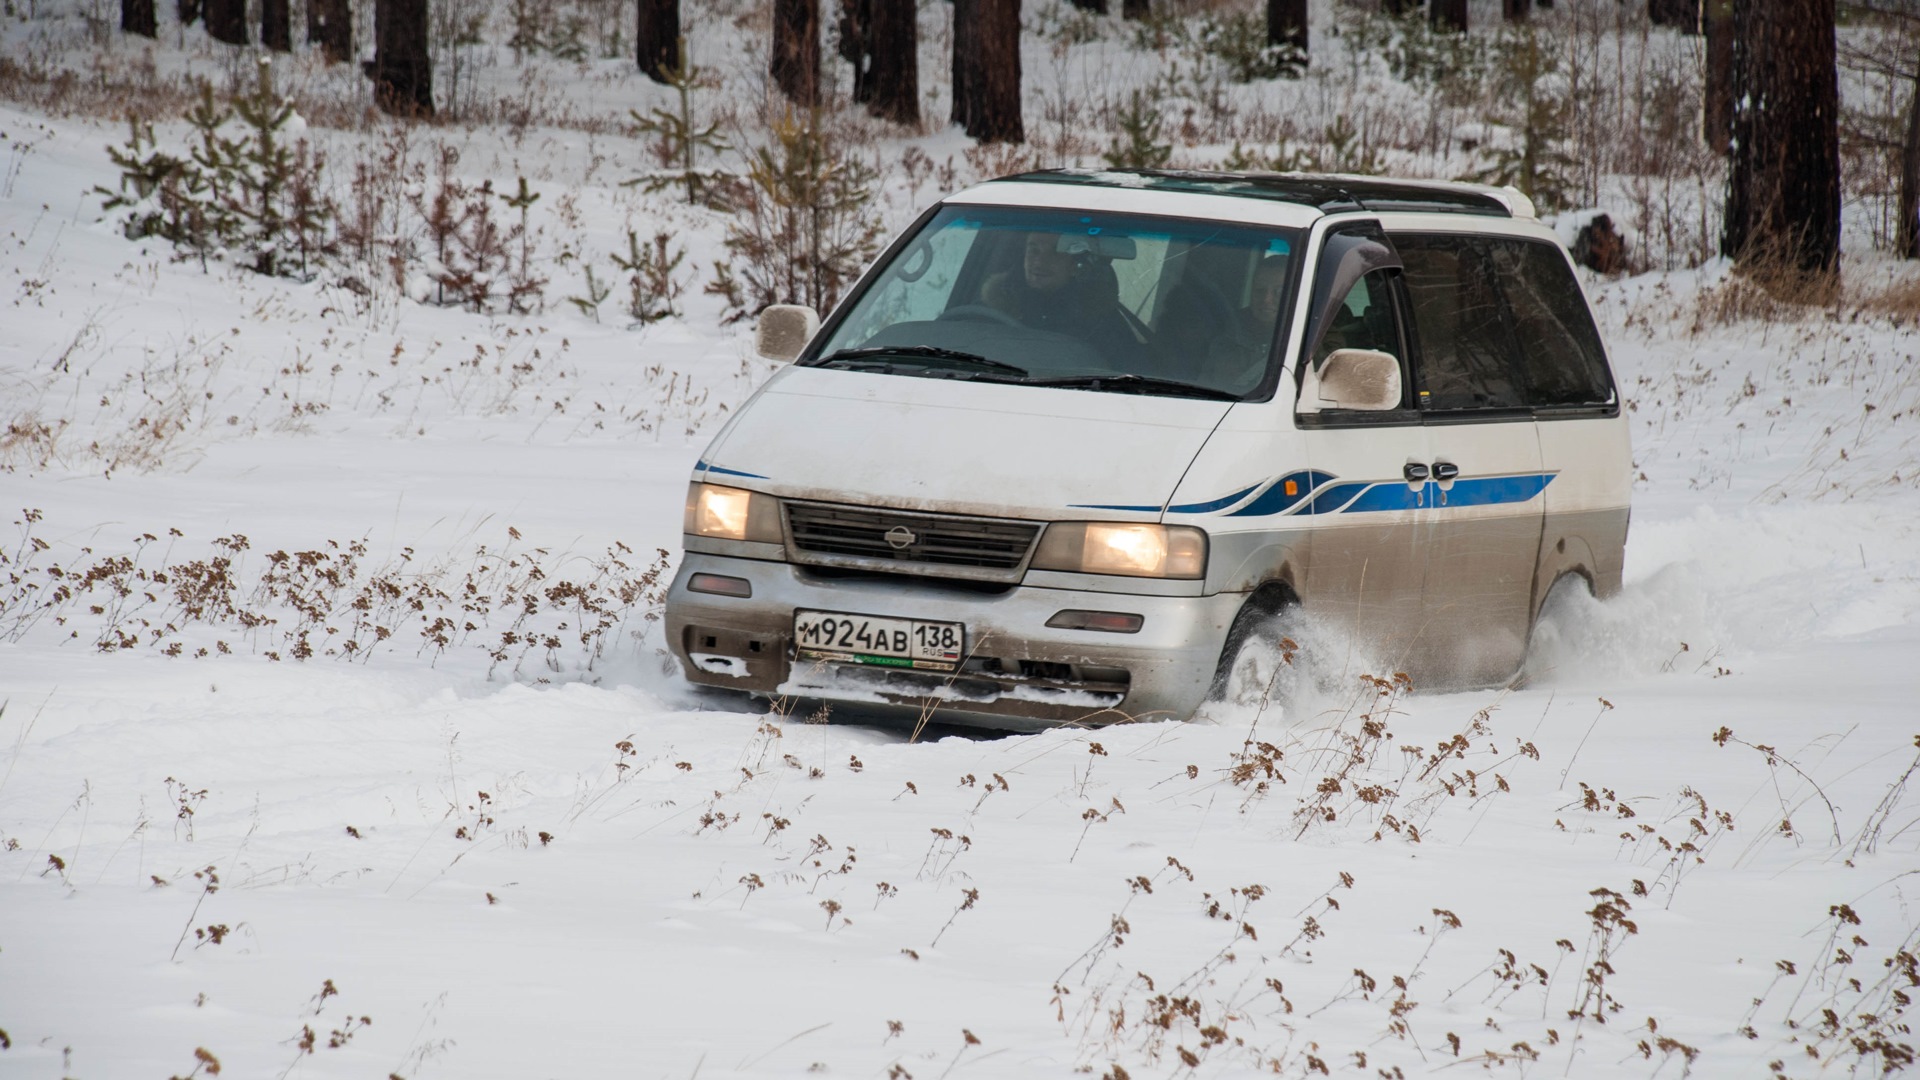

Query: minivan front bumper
left=666, top=553, right=1244, bottom=731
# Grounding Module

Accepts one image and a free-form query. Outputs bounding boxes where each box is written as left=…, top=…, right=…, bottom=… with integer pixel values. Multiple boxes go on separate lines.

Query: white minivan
left=666, top=170, right=1629, bottom=730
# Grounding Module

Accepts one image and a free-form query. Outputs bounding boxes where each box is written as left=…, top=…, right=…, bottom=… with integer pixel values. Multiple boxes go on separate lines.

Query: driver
left=980, top=231, right=1144, bottom=363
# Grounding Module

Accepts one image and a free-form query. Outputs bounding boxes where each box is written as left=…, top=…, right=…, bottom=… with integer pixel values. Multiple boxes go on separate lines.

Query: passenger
left=981, top=231, right=1145, bottom=365
left=1201, top=253, right=1290, bottom=391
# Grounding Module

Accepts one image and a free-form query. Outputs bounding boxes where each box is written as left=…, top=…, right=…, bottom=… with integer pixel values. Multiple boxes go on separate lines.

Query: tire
left=1203, top=590, right=1302, bottom=712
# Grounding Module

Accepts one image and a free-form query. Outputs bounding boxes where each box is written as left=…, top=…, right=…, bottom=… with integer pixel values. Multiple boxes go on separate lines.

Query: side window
left=1486, top=239, right=1615, bottom=408
left=1311, top=269, right=1401, bottom=368
left=1396, top=235, right=1524, bottom=411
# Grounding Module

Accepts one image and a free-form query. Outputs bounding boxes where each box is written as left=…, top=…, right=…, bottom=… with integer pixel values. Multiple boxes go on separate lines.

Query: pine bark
left=1068, top=0, right=1107, bottom=12
left=373, top=0, right=434, bottom=118
left=1721, top=0, right=1839, bottom=276
left=771, top=0, right=821, bottom=107
left=1267, top=0, right=1306, bottom=56
left=1703, top=0, right=1733, bottom=149
left=1900, top=64, right=1920, bottom=259
left=308, top=0, right=352, bottom=64
left=121, top=0, right=156, bottom=36
left=204, top=0, right=247, bottom=44
left=954, top=0, right=1021, bottom=142
left=636, top=0, right=680, bottom=84
left=1382, top=0, right=1414, bottom=15
left=1503, top=0, right=1530, bottom=22
left=867, top=0, right=918, bottom=126
left=1121, top=0, right=1149, bottom=18
left=262, top=0, right=291, bottom=51
left=1431, top=0, right=1467, bottom=33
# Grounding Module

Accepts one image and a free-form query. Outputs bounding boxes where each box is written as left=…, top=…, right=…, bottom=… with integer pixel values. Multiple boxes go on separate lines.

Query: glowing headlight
left=685, top=483, right=783, bottom=543
left=1031, top=522, right=1207, bottom=579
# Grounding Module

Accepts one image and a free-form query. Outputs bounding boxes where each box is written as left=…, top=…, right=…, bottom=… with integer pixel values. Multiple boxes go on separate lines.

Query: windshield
left=806, top=205, right=1304, bottom=399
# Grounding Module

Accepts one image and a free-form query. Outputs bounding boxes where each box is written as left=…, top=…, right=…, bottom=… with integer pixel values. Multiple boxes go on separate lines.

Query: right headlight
left=684, top=483, right=783, bottom=543
left=1031, top=522, right=1207, bottom=579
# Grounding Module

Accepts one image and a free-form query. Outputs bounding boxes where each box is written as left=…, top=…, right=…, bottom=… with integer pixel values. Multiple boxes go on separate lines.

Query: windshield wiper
left=1019, top=373, right=1242, bottom=401
left=814, top=346, right=1029, bottom=377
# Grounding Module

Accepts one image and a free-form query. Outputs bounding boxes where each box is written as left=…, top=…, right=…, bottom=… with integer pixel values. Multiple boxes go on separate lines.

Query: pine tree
left=121, top=0, right=156, bottom=37
left=953, top=0, right=1021, bottom=143
left=1267, top=0, right=1306, bottom=61
left=373, top=0, right=434, bottom=118
left=262, top=0, right=291, bottom=51
left=204, top=0, right=246, bottom=43
left=866, top=0, right=918, bottom=126
left=636, top=0, right=679, bottom=84
left=771, top=0, right=821, bottom=106
left=1721, top=0, right=1840, bottom=280
left=308, top=0, right=352, bottom=63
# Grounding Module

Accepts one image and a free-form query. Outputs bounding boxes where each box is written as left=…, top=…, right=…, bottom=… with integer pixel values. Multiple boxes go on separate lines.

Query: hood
left=695, top=366, right=1233, bottom=521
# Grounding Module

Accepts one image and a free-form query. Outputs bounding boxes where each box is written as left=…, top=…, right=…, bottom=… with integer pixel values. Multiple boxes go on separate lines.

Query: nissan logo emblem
left=884, top=525, right=917, bottom=551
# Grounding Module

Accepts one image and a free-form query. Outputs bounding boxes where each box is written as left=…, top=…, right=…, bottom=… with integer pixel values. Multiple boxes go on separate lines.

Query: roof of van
left=991, top=169, right=1534, bottom=220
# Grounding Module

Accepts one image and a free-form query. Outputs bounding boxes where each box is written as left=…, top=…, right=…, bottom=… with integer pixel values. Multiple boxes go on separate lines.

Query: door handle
left=1432, top=461, right=1460, bottom=482
left=1403, top=462, right=1430, bottom=483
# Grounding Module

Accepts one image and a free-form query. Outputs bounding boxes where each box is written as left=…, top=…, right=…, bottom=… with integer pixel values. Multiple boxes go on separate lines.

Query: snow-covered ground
left=6, top=4, right=1920, bottom=1076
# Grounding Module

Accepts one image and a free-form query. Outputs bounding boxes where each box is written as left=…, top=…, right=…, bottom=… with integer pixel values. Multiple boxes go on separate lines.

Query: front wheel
left=1203, top=594, right=1302, bottom=713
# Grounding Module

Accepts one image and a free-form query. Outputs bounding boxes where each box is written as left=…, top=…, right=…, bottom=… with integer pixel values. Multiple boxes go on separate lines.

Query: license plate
left=793, top=610, right=964, bottom=671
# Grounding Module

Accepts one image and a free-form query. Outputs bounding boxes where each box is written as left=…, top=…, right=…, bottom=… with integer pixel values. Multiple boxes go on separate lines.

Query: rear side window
left=1395, top=233, right=1615, bottom=413
left=1488, top=240, right=1615, bottom=407
left=1396, top=236, right=1525, bottom=410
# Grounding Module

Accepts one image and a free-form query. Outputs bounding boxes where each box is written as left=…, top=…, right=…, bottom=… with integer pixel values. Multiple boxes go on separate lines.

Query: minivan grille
left=785, top=502, right=1040, bottom=576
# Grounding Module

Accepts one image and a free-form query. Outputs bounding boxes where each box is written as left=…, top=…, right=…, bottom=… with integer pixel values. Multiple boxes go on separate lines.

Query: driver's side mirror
left=755, top=304, right=821, bottom=362
left=1317, top=348, right=1402, bottom=411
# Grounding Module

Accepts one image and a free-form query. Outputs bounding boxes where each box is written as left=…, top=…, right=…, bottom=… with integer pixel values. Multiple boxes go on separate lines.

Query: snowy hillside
left=4, top=1, right=1920, bottom=1077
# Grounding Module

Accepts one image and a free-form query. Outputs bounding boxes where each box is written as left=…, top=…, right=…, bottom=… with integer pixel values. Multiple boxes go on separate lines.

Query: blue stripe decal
left=1070, top=502, right=1167, bottom=512
left=1170, top=482, right=1264, bottom=514
left=697, top=460, right=770, bottom=480
left=1224, top=470, right=1338, bottom=517
left=1431, top=473, right=1554, bottom=507
left=1078, top=471, right=1555, bottom=518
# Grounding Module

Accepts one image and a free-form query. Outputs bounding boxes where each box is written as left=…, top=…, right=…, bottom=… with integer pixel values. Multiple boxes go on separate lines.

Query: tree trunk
left=867, top=0, right=918, bottom=126
left=1382, top=0, right=1414, bottom=15
left=950, top=0, right=976, bottom=129
left=203, top=0, right=246, bottom=43
left=373, top=0, right=434, bottom=118
left=1721, top=0, right=1839, bottom=278
left=1703, top=0, right=1734, bottom=150
left=771, top=0, right=821, bottom=107
left=838, top=0, right=873, bottom=104
left=1900, top=64, right=1920, bottom=259
left=1431, top=0, right=1466, bottom=33
left=177, top=0, right=199, bottom=26
left=121, top=0, right=156, bottom=36
left=636, top=0, right=680, bottom=84
left=1648, top=0, right=1695, bottom=29
left=955, top=0, right=1021, bottom=143
left=1267, top=0, right=1306, bottom=57
left=1068, top=0, right=1107, bottom=12
left=1504, top=0, right=1530, bottom=21
left=262, top=0, right=291, bottom=51
left=308, top=0, right=352, bottom=64
left=1121, top=0, right=1148, bottom=18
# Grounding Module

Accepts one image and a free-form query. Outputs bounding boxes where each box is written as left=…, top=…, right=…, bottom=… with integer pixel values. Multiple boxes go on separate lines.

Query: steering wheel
left=937, top=304, right=1023, bottom=327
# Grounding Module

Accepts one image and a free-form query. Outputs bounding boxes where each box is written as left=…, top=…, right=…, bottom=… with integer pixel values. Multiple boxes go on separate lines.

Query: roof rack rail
left=993, top=168, right=1521, bottom=219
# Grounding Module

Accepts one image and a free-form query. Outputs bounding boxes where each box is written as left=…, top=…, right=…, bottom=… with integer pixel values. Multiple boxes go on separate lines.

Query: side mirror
left=754, top=304, right=821, bottom=362
left=1317, top=349, right=1402, bottom=411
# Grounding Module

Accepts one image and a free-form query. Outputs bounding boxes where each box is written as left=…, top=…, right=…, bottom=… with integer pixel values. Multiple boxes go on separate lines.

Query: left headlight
left=1031, top=522, right=1207, bottom=580
left=685, top=483, right=783, bottom=543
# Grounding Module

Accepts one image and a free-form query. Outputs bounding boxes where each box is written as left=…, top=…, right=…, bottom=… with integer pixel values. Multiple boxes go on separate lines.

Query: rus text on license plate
left=792, top=610, right=964, bottom=671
